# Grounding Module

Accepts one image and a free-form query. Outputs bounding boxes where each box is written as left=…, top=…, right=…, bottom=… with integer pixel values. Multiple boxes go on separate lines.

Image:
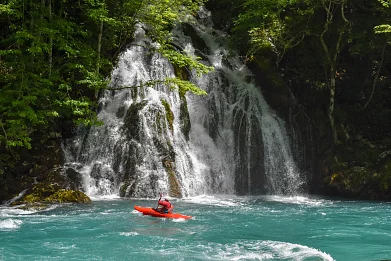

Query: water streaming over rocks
left=63, top=8, right=304, bottom=198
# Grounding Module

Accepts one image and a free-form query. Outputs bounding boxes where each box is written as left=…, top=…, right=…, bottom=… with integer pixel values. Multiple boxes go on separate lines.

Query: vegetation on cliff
left=0, top=0, right=208, bottom=202
left=0, top=0, right=208, bottom=151
left=207, top=0, right=391, bottom=199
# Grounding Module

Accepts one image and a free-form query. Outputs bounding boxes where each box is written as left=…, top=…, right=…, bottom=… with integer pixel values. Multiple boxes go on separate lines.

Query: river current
left=1, top=195, right=390, bottom=261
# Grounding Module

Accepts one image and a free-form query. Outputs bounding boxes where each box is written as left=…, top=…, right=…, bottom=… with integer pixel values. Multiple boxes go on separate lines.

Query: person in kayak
left=156, top=198, right=173, bottom=214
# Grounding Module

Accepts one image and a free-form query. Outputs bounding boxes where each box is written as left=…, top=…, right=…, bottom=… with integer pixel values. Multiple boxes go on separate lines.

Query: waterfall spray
left=63, top=8, right=304, bottom=198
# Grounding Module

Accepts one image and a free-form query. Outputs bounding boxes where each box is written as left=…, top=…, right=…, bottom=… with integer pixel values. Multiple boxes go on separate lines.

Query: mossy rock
left=13, top=182, right=91, bottom=206
left=162, top=158, right=182, bottom=198
left=179, top=92, right=191, bottom=141
left=45, top=189, right=91, bottom=203
left=324, top=140, right=391, bottom=199
left=32, top=182, right=61, bottom=199
left=173, top=63, right=189, bottom=81
left=21, top=194, right=42, bottom=204
left=123, top=100, right=148, bottom=141
left=161, top=99, right=174, bottom=134
left=119, top=182, right=130, bottom=197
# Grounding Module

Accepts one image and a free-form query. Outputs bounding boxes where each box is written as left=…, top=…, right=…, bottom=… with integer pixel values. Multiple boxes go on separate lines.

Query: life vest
left=158, top=200, right=171, bottom=209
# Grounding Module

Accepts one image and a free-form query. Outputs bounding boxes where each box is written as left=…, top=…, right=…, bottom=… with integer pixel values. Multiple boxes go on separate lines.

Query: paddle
left=154, top=192, right=162, bottom=212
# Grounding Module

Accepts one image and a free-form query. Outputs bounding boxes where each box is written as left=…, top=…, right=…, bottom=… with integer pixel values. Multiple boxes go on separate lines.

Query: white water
left=63, top=8, right=303, bottom=198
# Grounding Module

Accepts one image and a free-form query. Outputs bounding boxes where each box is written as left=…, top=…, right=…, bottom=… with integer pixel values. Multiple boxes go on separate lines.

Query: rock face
left=246, top=59, right=338, bottom=195
left=14, top=186, right=91, bottom=207
left=232, top=96, right=266, bottom=195
left=116, top=98, right=183, bottom=198
left=247, top=59, right=391, bottom=200
left=323, top=143, right=391, bottom=200
left=204, top=0, right=391, bottom=200
left=1, top=138, right=90, bottom=206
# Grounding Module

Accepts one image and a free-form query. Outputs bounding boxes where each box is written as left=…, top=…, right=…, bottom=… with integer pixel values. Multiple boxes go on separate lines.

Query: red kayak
left=134, top=206, right=192, bottom=219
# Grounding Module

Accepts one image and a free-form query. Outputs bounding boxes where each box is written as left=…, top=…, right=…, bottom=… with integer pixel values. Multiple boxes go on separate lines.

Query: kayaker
left=156, top=198, right=173, bottom=214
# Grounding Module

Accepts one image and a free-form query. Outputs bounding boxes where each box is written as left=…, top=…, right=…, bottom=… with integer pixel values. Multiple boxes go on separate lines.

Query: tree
left=234, top=0, right=352, bottom=144
left=318, top=0, right=350, bottom=144
left=361, top=0, right=391, bottom=110
left=0, top=0, right=209, bottom=150
left=234, top=0, right=312, bottom=67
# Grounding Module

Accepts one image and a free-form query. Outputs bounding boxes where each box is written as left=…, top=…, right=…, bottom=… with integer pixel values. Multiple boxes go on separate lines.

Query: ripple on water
left=263, top=195, right=332, bottom=207
left=0, top=204, right=60, bottom=218
left=43, top=241, right=77, bottom=250
left=0, top=207, right=37, bottom=217
left=119, top=231, right=139, bottom=236
left=202, top=240, right=333, bottom=261
left=182, top=195, right=244, bottom=207
left=148, top=240, right=334, bottom=261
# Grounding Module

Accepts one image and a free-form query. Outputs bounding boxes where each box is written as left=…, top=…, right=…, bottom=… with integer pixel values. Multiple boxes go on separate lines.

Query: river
left=1, top=195, right=390, bottom=260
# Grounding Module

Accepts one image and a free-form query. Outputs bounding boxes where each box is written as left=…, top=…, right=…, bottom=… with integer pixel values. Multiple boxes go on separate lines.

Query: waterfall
left=63, top=8, right=304, bottom=198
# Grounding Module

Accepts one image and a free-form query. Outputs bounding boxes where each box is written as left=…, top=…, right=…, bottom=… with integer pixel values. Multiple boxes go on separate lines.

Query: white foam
left=182, top=195, right=242, bottom=207
left=201, top=240, right=334, bottom=261
left=43, top=204, right=61, bottom=212
left=120, top=232, right=139, bottom=236
left=88, top=194, right=121, bottom=201
left=0, top=219, right=23, bottom=230
left=262, top=240, right=334, bottom=260
left=171, top=218, right=186, bottom=223
left=263, top=195, right=328, bottom=207
left=0, top=203, right=62, bottom=218
left=0, top=207, right=37, bottom=217
left=3, top=189, right=28, bottom=206
left=43, top=242, right=77, bottom=250
left=230, top=252, right=273, bottom=260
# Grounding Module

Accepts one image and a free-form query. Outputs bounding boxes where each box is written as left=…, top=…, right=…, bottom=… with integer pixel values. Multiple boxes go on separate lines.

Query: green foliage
left=133, top=0, right=212, bottom=91
left=137, top=0, right=205, bottom=43
left=375, top=24, right=391, bottom=34
left=379, top=0, right=391, bottom=8
left=0, top=0, right=208, bottom=150
left=165, top=78, right=207, bottom=96
left=375, top=0, right=391, bottom=34
left=233, top=0, right=316, bottom=60
left=161, top=48, right=214, bottom=77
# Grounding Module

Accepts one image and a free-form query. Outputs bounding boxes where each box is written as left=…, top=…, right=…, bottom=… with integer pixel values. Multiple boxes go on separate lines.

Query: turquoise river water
left=1, top=195, right=391, bottom=261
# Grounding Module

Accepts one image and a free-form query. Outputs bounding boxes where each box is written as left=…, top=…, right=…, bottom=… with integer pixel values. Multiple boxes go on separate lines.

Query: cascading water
left=63, top=8, right=304, bottom=198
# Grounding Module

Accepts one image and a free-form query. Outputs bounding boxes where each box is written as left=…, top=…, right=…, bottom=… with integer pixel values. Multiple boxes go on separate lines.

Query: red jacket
left=158, top=200, right=173, bottom=212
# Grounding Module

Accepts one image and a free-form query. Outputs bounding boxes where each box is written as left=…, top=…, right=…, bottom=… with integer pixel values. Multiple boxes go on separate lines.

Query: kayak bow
left=134, top=206, right=192, bottom=219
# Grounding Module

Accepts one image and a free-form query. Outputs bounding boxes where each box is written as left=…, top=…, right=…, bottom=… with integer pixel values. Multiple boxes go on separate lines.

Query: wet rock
left=12, top=182, right=91, bottom=208
left=123, top=100, right=148, bottom=141
left=45, top=189, right=91, bottom=203
left=116, top=106, right=126, bottom=118
left=182, top=23, right=208, bottom=54
left=161, top=99, right=174, bottom=134
left=179, top=92, right=191, bottom=141
left=162, top=158, right=182, bottom=198
left=66, top=167, right=83, bottom=190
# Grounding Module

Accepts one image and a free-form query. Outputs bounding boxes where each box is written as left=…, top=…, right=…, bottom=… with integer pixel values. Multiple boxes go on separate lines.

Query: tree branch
left=0, top=120, right=9, bottom=150
left=320, top=1, right=333, bottom=69
left=105, top=80, right=167, bottom=91
left=362, top=43, right=387, bottom=110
